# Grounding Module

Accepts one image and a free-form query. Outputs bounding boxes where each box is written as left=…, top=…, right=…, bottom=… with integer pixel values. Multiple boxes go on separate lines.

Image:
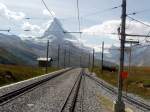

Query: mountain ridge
left=0, top=18, right=149, bottom=66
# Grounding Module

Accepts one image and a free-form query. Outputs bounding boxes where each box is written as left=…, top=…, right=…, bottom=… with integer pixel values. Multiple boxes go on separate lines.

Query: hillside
left=0, top=47, right=26, bottom=65
left=0, top=18, right=150, bottom=66
left=0, top=18, right=92, bottom=67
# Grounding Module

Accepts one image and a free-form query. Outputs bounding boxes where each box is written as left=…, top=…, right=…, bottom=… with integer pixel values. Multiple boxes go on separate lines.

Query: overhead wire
left=12, top=1, right=150, bottom=51
left=82, top=5, right=121, bottom=17
left=127, top=8, right=150, bottom=16
left=41, top=0, right=67, bottom=34
left=41, top=0, right=54, bottom=18
left=127, top=8, right=150, bottom=40
left=127, top=15, right=150, bottom=43
left=25, top=5, right=121, bottom=23
left=39, top=1, right=150, bottom=58
left=145, top=31, right=150, bottom=42
left=76, top=0, right=81, bottom=39
left=127, top=16, right=150, bottom=28
left=132, top=44, right=150, bottom=49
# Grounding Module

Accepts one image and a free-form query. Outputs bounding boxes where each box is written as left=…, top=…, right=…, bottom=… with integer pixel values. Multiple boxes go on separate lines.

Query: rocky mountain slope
left=0, top=18, right=149, bottom=66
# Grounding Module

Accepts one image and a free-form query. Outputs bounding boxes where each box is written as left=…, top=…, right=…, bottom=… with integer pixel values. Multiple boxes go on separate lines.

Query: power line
left=126, top=16, right=150, bottom=42
left=82, top=5, right=121, bottom=17
left=127, top=16, right=150, bottom=28
left=145, top=31, right=150, bottom=42
left=76, top=0, right=83, bottom=68
left=64, top=31, right=82, bottom=34
left=98, top=44, right=150, bottom=51
left=24, top=17, right=50, bottom=20
left=127, top=8, right=150, bottom=16
left=132, top=44, right=150, bottom=49
left=76, top=0, right=81, bottom=39
left=41, top=0, right=66, bottom=34
left=127, top=9, right=150, bottom=42
left=41, top=0, right=55, bottom=18
left=0, top=29, right=10, bottom=32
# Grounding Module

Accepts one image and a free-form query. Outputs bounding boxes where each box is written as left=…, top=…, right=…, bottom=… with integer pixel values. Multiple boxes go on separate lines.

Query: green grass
left=90, top=66, right=150, bottom=99
left=0, top=64, right=60, bottom=87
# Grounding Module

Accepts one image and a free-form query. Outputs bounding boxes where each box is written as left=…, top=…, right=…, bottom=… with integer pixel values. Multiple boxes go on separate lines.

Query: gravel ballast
left=0, top=68, right=70, bottom=97
left=85, top=71, right=150, bottom=112
left=0, top=68, right=81, bottom=112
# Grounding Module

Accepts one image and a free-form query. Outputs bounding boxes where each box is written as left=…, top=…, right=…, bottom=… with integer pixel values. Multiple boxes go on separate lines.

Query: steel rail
left=0, top=68, right=72, bottom=105
left=60, top=69, right=83, bottom=112
left=85, top=73, right=150, bottom=111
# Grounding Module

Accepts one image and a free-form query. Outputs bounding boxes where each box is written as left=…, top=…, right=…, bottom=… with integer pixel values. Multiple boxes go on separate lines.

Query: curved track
left=85, top=72, right=150, bottom=111
left=0, top=68, right=72, bottom=105
left=0, top=68, right=85, bottom=112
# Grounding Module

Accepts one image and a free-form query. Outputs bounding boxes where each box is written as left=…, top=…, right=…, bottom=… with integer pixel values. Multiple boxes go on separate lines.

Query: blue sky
left=0, top=0, right=150, bottom=51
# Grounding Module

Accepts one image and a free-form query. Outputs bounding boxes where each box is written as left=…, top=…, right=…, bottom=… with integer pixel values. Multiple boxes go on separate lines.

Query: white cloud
left=42, top=19, right=53, bottom=30
left=82, top=19, right=150, bottom=40
left=20, top=19, right=53, bottom=38
left=22, top=22, right=41, bottom=32
left=43, top=9, right=50, bottom=16
left=81, top=19, right=150, bottom=50
left=43, top=9, right=55, bottom=17
left=84, top=43, right=114, bottom=52
left=21, top=22, right=44, bottom=37
left=85, top=44, right=101, bottom=52
left=83, top=20, right=120, bottom=35
left=0, top=3, right=25, bottom=20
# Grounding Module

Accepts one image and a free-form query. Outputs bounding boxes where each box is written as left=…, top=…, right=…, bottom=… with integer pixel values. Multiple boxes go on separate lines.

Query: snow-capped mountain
left=0, top=17, right=150, bottom=66
left=131, top=46, right=150, bottom=66
left=0, top=33, right=38, bottom=65
left=0, top=18, right=90, bottom=66
left=41, top=18, right=79, bottom=45
left=95, top=45, right=150, bottom=66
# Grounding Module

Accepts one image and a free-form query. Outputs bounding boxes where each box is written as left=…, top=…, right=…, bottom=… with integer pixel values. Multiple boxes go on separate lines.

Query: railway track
left=85, top=72, right=150, bottom=111
left=2, top=68, right=148, bottom=111
left=0, top=68, right=72, bottom=105
left=60, top=69, right=83, bottom=112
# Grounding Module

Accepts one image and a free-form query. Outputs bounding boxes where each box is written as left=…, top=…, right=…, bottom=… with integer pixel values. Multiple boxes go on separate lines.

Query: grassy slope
left=90, top=67, right=150, bottom=99
left=0, top=64, right=59, bottom=86
left=0, top=48, right=26, bottom=65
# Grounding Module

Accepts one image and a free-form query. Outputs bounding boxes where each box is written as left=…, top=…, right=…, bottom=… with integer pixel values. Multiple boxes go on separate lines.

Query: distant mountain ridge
left=0, top=18, right=91, bottom=66
left=0, top=18, right=150, bottom=66
left=95, top=45, right=150, bottom=66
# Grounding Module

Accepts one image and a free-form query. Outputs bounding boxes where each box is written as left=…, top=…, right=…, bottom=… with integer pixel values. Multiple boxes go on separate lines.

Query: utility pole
left=115, top=0, right=126, bottom=112
left=79, top=50, right=82, bottom=67
left=57, top=44, right=60, bottom=68
left=101, top=41, right=104, bottom=74
left=80, top=55, right=81, bottom=67
left=125, top=40, right=139, bottom=96
left=125, top=40, right=139, bottom=73
left=92, top=49, right=95, bottom=72
left=63, top=48, right=66, bottom=68
left=88, top=53, right=91, bottom=68
left=0, top=29, right=10, bottom=32
left=129, top=44, right=131, bottom=73
left=69, top=49, right=71, bottom=66
left=45, top=40, right=49, bottom=74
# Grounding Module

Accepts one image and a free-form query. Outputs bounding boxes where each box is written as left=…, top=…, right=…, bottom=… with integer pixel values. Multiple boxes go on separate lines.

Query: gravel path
left=73, top=73, right=111, bottom=112
left=0, top=68, right=81, bottom=112
left=1, top=68, right=136, bottom=112
left=82, top=75, right=109, bottom=112
left=85, top=73, right=150, bottom=112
